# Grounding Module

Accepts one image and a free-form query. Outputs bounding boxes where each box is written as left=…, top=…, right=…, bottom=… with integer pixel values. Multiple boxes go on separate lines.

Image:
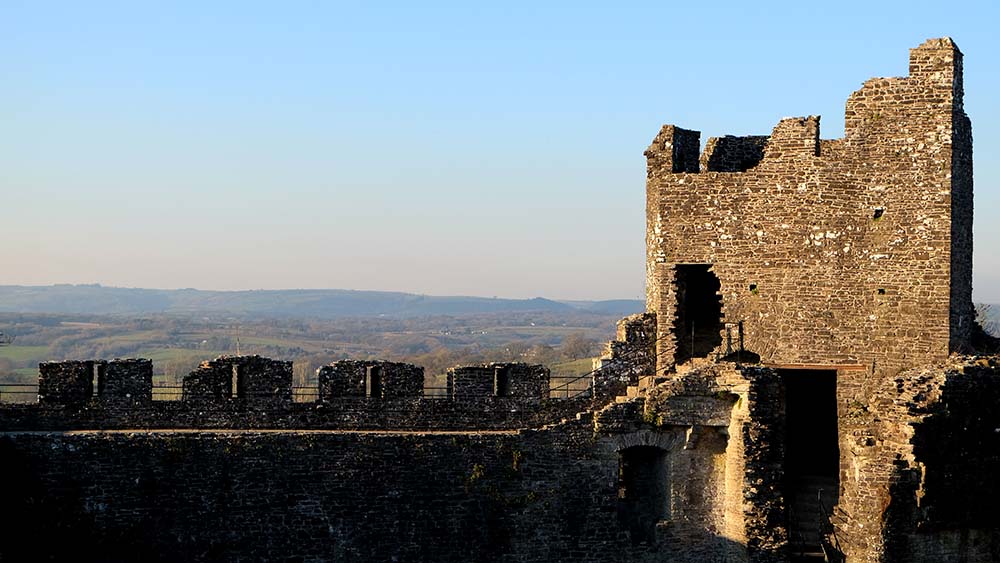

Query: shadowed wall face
left=39, top=359, right=153, bottom=405
left=182, top=356, right=292, bottom=403
left=38, top=361, right=96, bottom=405
left=317, top=360, right=424, bottom=401
left=617, top=445, right=669, bottom=544
left=0, top=427, right=740, bottom=563
left=98, top=359, right=153, bottom=403
left=448, top=363, right=549, bottom=401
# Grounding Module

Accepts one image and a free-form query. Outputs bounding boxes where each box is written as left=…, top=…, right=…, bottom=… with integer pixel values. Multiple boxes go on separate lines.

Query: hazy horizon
left=0, top=281, right=642, bottom=303
left=4, top=1, right=1000, bottom=302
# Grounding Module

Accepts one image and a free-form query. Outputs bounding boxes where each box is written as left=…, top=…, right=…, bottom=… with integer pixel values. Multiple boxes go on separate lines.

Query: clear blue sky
left=2, top=0, right=999, bottom=301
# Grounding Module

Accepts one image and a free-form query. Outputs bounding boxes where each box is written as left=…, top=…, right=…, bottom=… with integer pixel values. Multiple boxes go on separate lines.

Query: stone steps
left=788, top=475, right=838, bottom=556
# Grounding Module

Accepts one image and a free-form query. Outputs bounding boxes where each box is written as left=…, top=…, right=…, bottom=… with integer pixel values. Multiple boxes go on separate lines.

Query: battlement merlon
left=646, top=118, right=821, bottom=176
left=844, top=38, right=965, bottom=141
left=909, top=36, right=964, bottom=102
left=648, top=38, right=965, bottom=177
left=644, top=125, right=700, bottom=176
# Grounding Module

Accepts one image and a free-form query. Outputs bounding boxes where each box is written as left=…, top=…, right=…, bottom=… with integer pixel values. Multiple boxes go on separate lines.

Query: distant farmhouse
left=2, top=38, right=998, bottom=563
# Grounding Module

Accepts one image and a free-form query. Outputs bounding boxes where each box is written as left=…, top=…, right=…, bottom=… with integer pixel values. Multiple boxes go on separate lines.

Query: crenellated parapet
left=182, top=355, right=292, bottom=403
left=38, top=360, right=95, bottom=405
left=700, top=135, right=768, bottom=172
left=447, top=362, right=549, bottom=401
left=317, top=360, right=423, bottom=401
left=4, top=353, right=596, bottom=431
left=39, top=358, right=152, bottom=405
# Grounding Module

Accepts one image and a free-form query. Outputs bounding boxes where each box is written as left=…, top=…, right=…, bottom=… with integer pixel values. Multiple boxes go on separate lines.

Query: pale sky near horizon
left=2, top=1, right=1000, bottom=301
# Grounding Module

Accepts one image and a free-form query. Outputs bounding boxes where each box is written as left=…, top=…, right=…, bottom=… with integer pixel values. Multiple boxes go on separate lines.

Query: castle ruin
left=1, top=38, right=998, bottom=563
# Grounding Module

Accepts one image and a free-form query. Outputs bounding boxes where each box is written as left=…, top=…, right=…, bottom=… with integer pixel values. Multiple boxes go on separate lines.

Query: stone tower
left=644, top=37, right=973, bottom=380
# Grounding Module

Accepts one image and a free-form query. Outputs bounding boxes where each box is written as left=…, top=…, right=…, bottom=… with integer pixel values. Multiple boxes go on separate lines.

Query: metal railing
left=0, top=365, right=626, bottom=406
left=786, top=503, right=809, bottom=558
left=2, top=353, right=661, bottom=404
left=151, top=384, right=183, bottom=401
left=0, top=383, right=38, bottom=403
left=422, top=386, right=450, bottom=399
left=0, top=381, right=597, bottom=403
left=549, top=373, right=594, bottom=400
left=817, top=487, right=845, bottom=562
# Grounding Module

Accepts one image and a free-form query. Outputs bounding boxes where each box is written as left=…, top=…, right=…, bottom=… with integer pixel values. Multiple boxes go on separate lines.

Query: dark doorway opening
left=494, top=366, right=511, bottom=397
left=366, top=366, right=383, bottom=399
left=94, top=362, right=107, bottom=398
left=617, top=446, right=669, bottom=545
left=674, top=264, right=724, bottom=363
left=780, top=369, right=840, bottom=558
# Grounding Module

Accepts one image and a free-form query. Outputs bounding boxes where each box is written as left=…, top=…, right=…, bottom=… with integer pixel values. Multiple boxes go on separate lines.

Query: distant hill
left=558, top=299, right=646, bottom=316
left=0, top=285, right=644, bottom=319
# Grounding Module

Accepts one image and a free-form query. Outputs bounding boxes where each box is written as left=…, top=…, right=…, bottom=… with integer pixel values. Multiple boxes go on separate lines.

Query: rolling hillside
left=0, top=285, right=644, bottom=319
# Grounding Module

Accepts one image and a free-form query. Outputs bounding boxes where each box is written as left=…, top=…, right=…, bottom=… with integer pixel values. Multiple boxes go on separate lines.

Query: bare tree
left=976, top=303, right=999, bottom=337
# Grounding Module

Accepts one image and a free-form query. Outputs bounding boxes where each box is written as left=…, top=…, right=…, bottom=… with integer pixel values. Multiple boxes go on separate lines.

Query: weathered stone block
left=318, top=360, right=423, bottom=401
left=448, top=363, right=549, bottom=401
left=38, top=360, right=96, bottom=405
left=98, top=358, right=153, bottom=403
left=182, top=355, right=293, bottom=403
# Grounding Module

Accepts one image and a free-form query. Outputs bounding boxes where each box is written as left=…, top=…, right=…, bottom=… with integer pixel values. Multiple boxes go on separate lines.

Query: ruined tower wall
left=645, top=39, right=973, bottom=384
left=836, top=359, right=1000, bottom=563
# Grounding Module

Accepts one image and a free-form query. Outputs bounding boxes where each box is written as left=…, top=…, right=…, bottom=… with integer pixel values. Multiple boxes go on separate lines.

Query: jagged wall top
left=645, top=38, right=965, bottom=176
left=644, top=38, right=973, bottom=377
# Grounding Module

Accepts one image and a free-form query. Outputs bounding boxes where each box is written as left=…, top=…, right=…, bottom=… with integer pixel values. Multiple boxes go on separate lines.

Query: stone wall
left=318, top=359, right=424, bottom=400
left=645, top=38, right=974, bottom=381
left=10, top=424, right=643, bottom=563
left=0, top=363, right=783, bottom=563
left=637, top=364, right=785, bottom=562
left=8, top=356, right=1000, bottom=562
left=836, top=358, right=1000, bottom=563
left=97, top=359, right=153, bottom=404
left=182, top=355, right=292, bottom=403
left=5, top=356, right=583, bottom=431
left=38, top=360, right=96, bottom=405
left=39, top=359, right=153, bottom=405
left=182, top=358, right=234, bottom=402
left=0, top=395, right=597, bottom=433
left=448, top=363, right=549, bottom=401
left=593, top=313, right=658, bottom=397
left=235, top=355, right=293, bottom=403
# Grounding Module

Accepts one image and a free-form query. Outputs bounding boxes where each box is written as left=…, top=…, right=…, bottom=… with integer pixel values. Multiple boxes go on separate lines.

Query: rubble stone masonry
left=1, top=38, right=997, bottom=563
left=645, top=38, right=973, bottom=377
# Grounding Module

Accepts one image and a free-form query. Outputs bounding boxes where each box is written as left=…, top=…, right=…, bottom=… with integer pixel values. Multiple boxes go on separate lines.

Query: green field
left=0, top=384, right=36, bottom=403
left=550, top=357, right=595, bottom=376
left=135, top=347, right=227, bottom=363
left=0, top=345, right=51, bottom=362
left=548, top=358, right=595, bottom=399
left=0, top=310, right=622, bottom=404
